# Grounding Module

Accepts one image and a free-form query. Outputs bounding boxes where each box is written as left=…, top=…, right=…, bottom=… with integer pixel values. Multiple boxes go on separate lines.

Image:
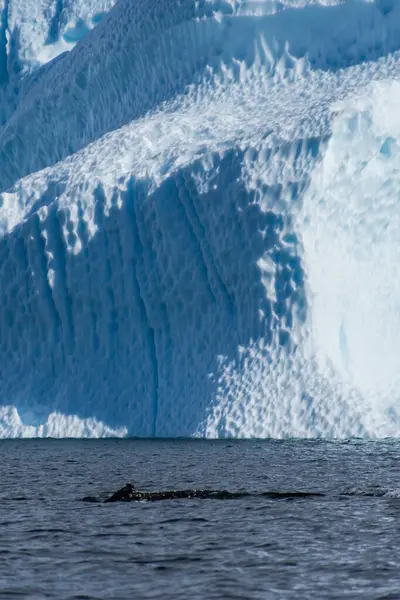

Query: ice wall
left=1, top=0, right=400, bottom=437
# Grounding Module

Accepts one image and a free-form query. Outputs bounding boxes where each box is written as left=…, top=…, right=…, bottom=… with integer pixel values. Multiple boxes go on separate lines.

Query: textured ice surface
left=3, top=0, right=115, bottom=73
left=1, top=0, right=400, bottom=437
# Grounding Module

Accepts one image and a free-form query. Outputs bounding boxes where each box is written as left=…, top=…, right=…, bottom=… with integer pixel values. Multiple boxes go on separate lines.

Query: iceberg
left=1, top=0, right=400, bottom=437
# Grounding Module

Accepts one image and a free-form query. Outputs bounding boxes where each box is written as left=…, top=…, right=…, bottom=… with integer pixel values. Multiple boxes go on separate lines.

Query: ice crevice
left=178, top=171, right=236, bottom=322
left=122, top=180, right=160, bottom=438
left=0, top=0, right=9, bottom=86
left=46, top=0, right=65, bottom=45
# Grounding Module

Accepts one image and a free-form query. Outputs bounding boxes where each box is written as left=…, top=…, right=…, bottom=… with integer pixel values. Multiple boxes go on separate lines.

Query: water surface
left=0, top=439, right=399, bottom=599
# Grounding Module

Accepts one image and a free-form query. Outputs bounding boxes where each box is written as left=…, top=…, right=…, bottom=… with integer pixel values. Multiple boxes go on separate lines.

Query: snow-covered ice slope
left=1, top=0, right=400, bottom=437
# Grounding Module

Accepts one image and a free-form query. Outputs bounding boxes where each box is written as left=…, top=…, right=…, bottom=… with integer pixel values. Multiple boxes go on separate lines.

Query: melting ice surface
left=1, top=0, right=400, bottom=438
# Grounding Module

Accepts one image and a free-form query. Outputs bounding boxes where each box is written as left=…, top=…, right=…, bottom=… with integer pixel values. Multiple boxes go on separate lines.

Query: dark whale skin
left=103, top=483, right=248, bottom=502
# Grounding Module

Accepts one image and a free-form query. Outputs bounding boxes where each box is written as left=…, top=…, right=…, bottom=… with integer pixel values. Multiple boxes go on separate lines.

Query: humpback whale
left=81, top=484, right=325, bottom=503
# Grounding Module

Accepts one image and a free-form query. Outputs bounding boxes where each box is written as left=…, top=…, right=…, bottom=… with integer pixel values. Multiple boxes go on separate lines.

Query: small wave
left=81, top=496, right=102, bottom=503
left=343, top=486, right=400, bottom=498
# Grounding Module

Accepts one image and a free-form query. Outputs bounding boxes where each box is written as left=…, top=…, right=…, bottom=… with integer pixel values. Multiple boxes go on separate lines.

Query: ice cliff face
left=1, top=0, right=400, bottom=437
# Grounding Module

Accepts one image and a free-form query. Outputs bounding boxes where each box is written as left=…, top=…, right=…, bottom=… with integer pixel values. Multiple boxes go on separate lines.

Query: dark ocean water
left=0, top=439, right=400, bottom=599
